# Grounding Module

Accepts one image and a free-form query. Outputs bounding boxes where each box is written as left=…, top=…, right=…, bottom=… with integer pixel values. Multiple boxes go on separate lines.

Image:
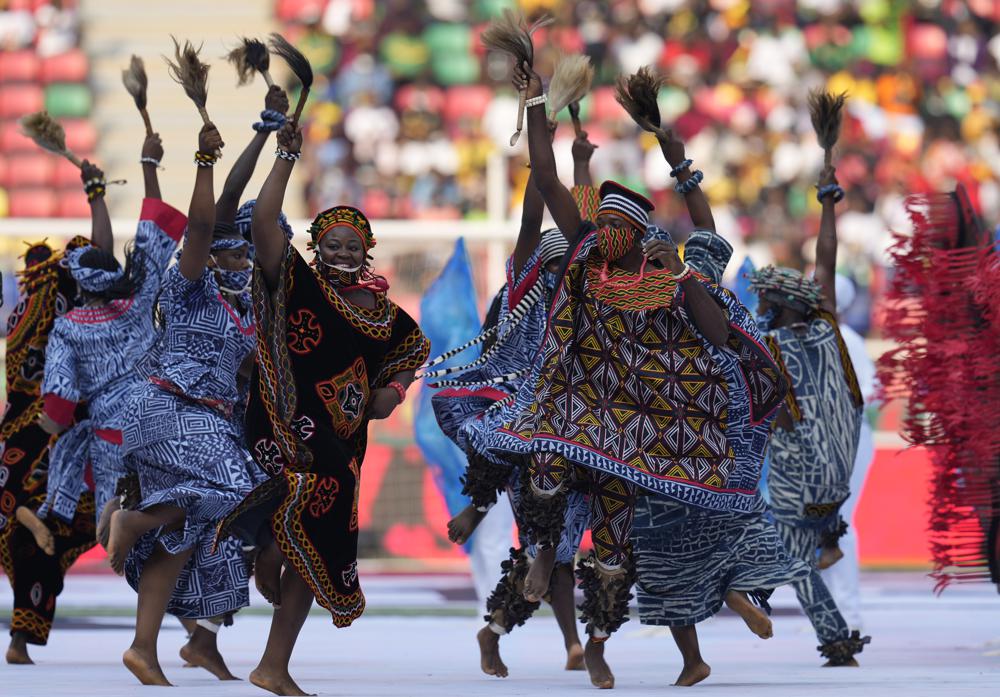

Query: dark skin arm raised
left=215, top=85, right=290, bottom=224
left=81, top=160, right=112, bottom=253
left=141, top=132, right=164, bottom=201
left=513, top=61, right=582, bottom=242
left=813, top=165, right=839, bottom=315
left=253, top=122, right=301, bottom=291
left=178, top=123, right=225, bottom=281
left=572, top=130, right=596, bottom=187
left=656, top=130, right=715, bottom=233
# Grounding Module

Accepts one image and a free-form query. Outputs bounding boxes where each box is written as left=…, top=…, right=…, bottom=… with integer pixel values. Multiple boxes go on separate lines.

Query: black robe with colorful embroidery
left=219, top=245, right=429, bottom=627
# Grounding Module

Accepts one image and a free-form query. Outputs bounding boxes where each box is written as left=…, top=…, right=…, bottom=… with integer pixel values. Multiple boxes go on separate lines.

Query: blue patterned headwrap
left=234, top=199, right=294, bottom=243
left=64, top=246, right=123, bottom=293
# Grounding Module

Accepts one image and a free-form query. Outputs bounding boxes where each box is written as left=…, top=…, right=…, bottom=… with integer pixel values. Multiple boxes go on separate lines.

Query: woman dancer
left=216, top=121, right=429, bottom=696
left=1, top=161, right=110, bottom=662
left=488, top=61, right=787, bottom=689
left=37, top=132, right=180, bottom=546
left=429, top=124, right=597, bottom=679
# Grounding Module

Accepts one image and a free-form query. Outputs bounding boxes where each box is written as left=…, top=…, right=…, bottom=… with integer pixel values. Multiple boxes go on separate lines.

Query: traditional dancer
left=487, top=61, right=787, bottom=689
left=428, top=124, right=598, bottom=678
left=1, top=170, right=107, bottom=663
left=37, top=132, right=179, bottom=545
left=631, top=222, right=809, bottom=686
left=748, top=164, right=871, bottom=666
left=216, top=121, right=429, bottom=696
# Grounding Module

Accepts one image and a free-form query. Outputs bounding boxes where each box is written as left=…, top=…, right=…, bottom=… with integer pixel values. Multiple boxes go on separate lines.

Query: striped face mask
left=597, top=226, right=636, bottom=262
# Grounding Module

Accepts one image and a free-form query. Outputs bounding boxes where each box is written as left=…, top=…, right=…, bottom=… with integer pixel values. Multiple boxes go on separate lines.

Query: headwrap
left=681, top=228, right=733, bottom=285
left=64, top=246, right=123, bottom=294
left=234, top=198, right=294, bottom=243
left=596, top=180, right=654, bottom=231
left=538, top=228, right=568, bottom=266
left=210, top=236, right=250, bottom=253
left=307, top=205, right=376, bottom=253
left=748, top=265, right=824, bottom=314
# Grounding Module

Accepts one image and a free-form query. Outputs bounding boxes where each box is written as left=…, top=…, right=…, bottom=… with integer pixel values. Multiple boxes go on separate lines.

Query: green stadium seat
left=44, top=82, right=91, bottom=118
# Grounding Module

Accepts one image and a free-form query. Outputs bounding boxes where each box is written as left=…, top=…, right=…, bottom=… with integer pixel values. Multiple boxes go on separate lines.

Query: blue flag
left=414, top=238, right=481, bottom=522
left=732, top=255, right=758, bottom=316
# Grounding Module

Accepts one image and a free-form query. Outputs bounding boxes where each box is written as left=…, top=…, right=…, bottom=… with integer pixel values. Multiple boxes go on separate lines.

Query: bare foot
left=823, top=658, right=859, bottom=667
left=106, top=510, right=145, bottom=576
left=584, top=638, right=614, bottom=689
left=249, top=666, right=313, bottom=696
left=180, top=628, right=239, bottom=681
left=476, top=625, right=508, bottom=678
left=255, top=542, right=283, bottom=608
left=523, top=546, right=556, bottom=603
left=15, top=507, right=55, bottom=556
left=565, top=642, right=584, bottom=671
left=447, top=504, right=487, bottom=545
left=674, top=661, right=711, bottom=686
left=6, top=633, right=33, bottom=665
left=96, top=498, right=120, bottom=549
left=818, top=545, right=844, bottom=570
left=725, top=590, right=773, bottom=639
left=122, top=646, right=171, bottom=686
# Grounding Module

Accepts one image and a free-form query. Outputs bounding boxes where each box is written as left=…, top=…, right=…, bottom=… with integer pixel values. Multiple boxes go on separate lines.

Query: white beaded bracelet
left=525, top=94, right=547, bottom=109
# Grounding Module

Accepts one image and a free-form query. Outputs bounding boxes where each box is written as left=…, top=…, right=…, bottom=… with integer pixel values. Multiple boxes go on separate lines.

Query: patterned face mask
left=597, top=226, right=637, bottom=262
left=216, top=266, right=252, bottom=295
left=315, top=255, right=363, bottom=286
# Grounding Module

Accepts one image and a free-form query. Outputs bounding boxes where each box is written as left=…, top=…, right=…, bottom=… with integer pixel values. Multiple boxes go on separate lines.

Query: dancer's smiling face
left=317, top=226, right=366, bottom=271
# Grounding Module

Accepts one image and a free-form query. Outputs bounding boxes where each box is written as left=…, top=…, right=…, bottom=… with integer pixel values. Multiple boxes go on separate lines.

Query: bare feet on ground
left=674, top=661, right=711, bottom=686
left=447, top=505, right=487, bottom=545
left=180, top=630, right=239, bottom=680
left=96, top=498, right=120, bottom=549
left=584, top=638, right=614, bottom=689
left=249, top=666, right=314, bottom=696
left=565, top=642, right=585, bottom=671
left=5, top=634, right=33, bottom=665
left=725, top=590, right=773, bottom=639
left=818, top=545, right=844, bottom=570
left=477, top=625, right=509, bottom=678
left=254, top=542, right=283, bottom=607
left=122, top=647, right=171, bottom=686
left=16, top=507, right=55, bottom=556
left=522, top=546, right=556, bottom=603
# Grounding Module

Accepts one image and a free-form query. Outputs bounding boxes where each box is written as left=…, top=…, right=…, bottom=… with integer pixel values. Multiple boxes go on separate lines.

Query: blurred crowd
left=279, top=0, right=1000, bottom=335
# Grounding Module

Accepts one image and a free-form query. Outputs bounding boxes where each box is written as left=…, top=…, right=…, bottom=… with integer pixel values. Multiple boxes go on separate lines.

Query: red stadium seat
left=7, top=187, right=57, bottom=217
left=40, top=50, right=89, bottom=84
left=0, top=51, right=41, bottom=83
left=591, top=86, right=623, bottom=122
left=52, top=156, right=82, bottom=187
left=4, top=152, right=55, bottom=187
left=0, top=84, right=45, bottom=118
left=0, top=155, right=8, bottom=188
left=0, top=119, right=35, bottom=153
left=61, top=118, right=96, bottom=153
left=56, top=187, right=90, bottom=217
left=276, top=0, right=325, bottom=22
left=443, top=85, right=492, bottom=124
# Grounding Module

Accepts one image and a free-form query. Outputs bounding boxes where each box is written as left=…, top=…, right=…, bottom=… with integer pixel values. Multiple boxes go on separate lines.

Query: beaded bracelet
left=669, top=158, right=693, bottom=178
left=140, top=157, right=162, bottom=169
left=275, top=149, right=301, bottom=161
left=194, top=150, right=218, bottom=167
left=816, top=184, right=845, bottom=204
left=253, top=109, right=288, bottom=133
left=525, top=94, right=547, bottom=109
left=83, top=177, right=106, bottom=202
left=670, top=262, right=693, bottom=282
left=674, top=169, right=704, bottom=195
left=388, top=381, right=407, bottom=404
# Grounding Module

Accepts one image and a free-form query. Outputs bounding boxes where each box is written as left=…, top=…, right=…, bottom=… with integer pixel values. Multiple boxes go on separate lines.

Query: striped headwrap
left=748, top=265, right=824, bottom=314
left=307, top=205, right=376, bottom=253
left=596, top=180, right=654, bottom=231
left=539, top=228, right=568, bottom=265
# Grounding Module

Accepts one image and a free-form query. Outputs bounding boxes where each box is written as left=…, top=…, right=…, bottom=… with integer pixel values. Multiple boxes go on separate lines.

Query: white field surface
left=1, top=572, right=998, bottom=696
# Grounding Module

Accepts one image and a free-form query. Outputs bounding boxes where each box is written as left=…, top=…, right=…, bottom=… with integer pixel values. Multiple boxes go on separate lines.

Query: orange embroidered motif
left=315, top=357, right=370, bottom=439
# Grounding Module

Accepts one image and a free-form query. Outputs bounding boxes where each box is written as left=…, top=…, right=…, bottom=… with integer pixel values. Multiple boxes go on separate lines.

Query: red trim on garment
left=140, top=198, right=188, bottom=242
left=65, top=297, right=133, bottom=324
left=435, top=387, right=509, bottom=402
left=94, top=428, right=123, bottom=445
left=43, top=393, right=77, bottom=427
left=215, top=292, right=256, bottom=336
left=507, top=258, right=541, bottom=310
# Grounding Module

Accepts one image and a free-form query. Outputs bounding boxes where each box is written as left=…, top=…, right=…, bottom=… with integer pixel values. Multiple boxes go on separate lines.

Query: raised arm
left=513, top=61, right=581, bottom=240
left=178, top=123, right=224, bottom=281
left=253, top=121, right=301, bottom=291
left=141, top=132, right=164, bottom=201
left=511, top=120, right=556, bottom=277
left=216, top=85, right=290, bottom=224
left=814, top=165, right=839, bottom=314
left=572, top=130, right=596, bottom=187
left=80, top=160, right=112, bottom=253
left=658, top=129, right=714, bottom=233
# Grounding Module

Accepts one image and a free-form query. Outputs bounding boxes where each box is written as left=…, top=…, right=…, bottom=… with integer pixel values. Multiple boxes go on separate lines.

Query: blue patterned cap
left=235, top=199, right=294, bottom=243
left=64, top=246, right=124, bottom=293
